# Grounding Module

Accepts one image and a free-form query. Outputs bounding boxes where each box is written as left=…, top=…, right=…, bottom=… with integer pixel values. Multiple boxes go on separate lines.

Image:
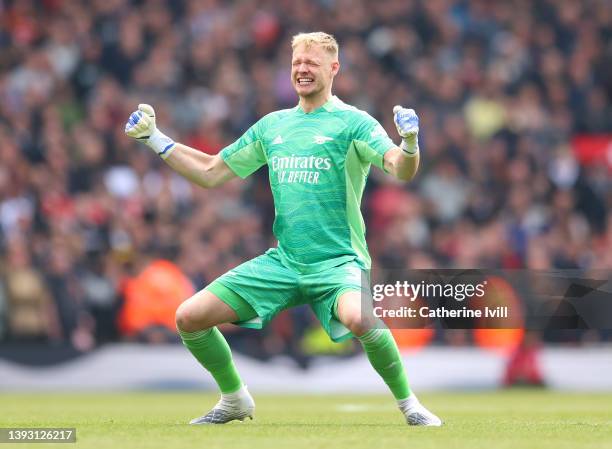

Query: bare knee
left=175, top=302, right=206, bottom=333
left=336, top=291, right=377, bottom=337
left=175, top=289, right=239, bottom=333
left=341, top=310, right=375, bottom=337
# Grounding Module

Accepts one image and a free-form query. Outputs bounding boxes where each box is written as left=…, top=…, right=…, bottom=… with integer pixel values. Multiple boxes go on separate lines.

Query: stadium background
left=0, top=0, right=611, bottom=391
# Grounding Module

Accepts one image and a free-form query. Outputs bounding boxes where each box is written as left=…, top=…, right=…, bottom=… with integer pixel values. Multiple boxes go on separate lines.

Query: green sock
left=358, top=328, right=411, bottom=400
left=178, top=327, right=243, bottom=394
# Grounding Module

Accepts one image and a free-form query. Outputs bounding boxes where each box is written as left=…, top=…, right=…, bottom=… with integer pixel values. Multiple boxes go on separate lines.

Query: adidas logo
left=314, top=135, right=333, bottom=144
left=272, top=135, right=283, bottom=145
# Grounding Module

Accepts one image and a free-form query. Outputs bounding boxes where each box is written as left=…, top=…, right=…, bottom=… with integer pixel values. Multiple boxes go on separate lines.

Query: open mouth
left=297, top=77, right=314, bottom=86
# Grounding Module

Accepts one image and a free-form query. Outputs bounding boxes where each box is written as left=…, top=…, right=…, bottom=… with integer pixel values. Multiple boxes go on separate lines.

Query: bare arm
left=124, top=104, right=237, bottom=189
left=383, top=146, right=420, bottom=181
left=163, top=143, right=237, bottom=188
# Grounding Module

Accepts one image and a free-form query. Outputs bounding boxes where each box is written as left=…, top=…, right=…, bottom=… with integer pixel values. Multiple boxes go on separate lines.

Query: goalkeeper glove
left=124, top=104, right=176, bottom=159
left=393, top=105, right=419, bottom=156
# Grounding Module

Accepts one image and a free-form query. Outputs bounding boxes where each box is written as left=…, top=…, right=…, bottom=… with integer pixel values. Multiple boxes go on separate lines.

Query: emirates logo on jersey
left=270, top=155, right=332, bottom=185
left=271, top=155, right=332, bottom=171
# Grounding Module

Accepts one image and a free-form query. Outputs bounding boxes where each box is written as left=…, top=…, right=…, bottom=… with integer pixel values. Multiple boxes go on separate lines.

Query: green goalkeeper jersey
left=220, top=96, right=396, bottom=274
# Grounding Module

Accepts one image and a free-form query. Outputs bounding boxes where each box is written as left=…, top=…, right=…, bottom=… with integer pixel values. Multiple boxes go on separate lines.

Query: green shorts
left=205, top=248, right=367, bottom=342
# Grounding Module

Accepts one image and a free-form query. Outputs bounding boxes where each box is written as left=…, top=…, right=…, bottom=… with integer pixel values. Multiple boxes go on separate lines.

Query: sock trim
left=358, top=328, right=387, bottom=345
left=177, top=327, right=213, bottom=341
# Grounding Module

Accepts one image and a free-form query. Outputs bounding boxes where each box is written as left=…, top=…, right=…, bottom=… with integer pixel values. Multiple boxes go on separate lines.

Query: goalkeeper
left=125, top=32, right=442, bottom=426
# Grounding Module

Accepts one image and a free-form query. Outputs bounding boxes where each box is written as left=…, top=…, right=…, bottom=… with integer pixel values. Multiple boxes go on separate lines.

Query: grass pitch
left=2, top=391, right=611, bottom=449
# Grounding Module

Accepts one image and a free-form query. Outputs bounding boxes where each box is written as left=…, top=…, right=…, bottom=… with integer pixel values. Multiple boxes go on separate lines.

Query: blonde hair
left=291, top=32, right=339, bottom=58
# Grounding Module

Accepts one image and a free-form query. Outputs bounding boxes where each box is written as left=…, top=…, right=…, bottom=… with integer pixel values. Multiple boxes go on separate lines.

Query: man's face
left=291, top=43, right=339, bottom=99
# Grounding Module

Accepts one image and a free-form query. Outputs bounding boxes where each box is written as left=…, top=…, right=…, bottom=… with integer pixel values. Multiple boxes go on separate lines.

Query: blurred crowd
left=0, top=0, right=610, bottom=356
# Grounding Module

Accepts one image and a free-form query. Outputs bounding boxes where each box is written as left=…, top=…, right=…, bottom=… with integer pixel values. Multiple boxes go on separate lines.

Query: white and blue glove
left=124, top=104, right=176, bottom=159
left=393, top=105, right=419, bottom=155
